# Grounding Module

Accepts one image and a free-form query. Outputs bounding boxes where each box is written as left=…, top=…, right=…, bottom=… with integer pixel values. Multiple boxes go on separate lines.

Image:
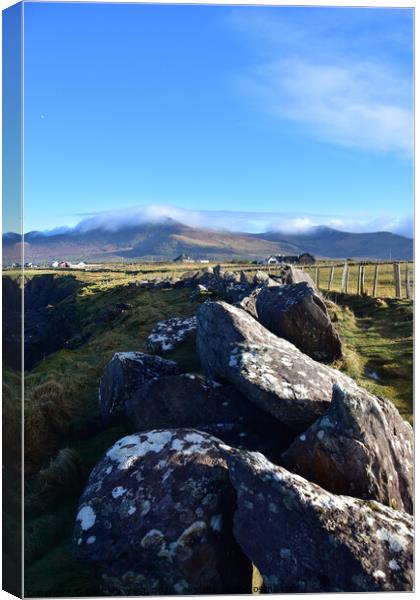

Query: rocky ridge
left=73, top=264, right=413, bottom=594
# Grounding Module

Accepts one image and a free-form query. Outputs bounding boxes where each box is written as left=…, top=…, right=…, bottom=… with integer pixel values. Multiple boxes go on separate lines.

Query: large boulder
left=282, top=384, right=413, bottom=513
left=282, top=265, right=319, bottom=291
left=126, top=374, right=293, bottom=461
left=225, top=448, right=414, bottom=593
left=99, top=352, right=182, bottom=421
left=196, top=300, right=362, bottom=430
left=247, top=282, right=342, bottom=362
left=145, top=316, right=197, bottom=353
left=73, top=429, right=251, bottom=595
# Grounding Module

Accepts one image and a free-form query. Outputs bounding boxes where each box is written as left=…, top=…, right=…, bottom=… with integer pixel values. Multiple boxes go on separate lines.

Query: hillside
left=256, top=226, right=413, bottom=261
left=2, top=222, right=413, bottom=263
left=2, top=222, right=301, bottom=263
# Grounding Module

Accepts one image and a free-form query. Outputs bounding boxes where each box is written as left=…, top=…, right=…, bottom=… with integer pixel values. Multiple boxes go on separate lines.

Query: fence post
left=328, top=266, right=335, bottom=291
left=315, top=266, right=320, bottom=288
left=394, top=262, right=402, bottom=298
left=342, top=262, right=349, bottom=293
left=405, top=263, right=411, bottom=299
left=372, top=264, right=379, bottom=297
left=357, top=265, right=362, bottom=295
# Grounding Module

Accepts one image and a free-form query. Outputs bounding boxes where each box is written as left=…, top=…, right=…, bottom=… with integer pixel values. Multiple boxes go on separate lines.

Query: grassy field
left=9, top=258, right=413, bottom=298
left=2, top=267, right=413, bottom=596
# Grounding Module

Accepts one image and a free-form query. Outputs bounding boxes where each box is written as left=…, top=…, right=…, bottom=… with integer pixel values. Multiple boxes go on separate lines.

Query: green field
left=2, top=267, right=414, bottom=596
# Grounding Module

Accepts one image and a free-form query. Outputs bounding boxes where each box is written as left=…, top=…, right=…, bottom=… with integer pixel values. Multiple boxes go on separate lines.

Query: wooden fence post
left=405, top=263, right=411, bottom=299
left=328, top=266, right=335, bottom=291
left=341, top=262, right=350, bottom=293
left=394, top=262, right=402, bottom=298
left=357, top=265, right=362, bottom=295
left=315, top=266, right=320, bottom=288
left=341, top=263, right=347, bottom=292
left=372, top=264, right=379, bottom=297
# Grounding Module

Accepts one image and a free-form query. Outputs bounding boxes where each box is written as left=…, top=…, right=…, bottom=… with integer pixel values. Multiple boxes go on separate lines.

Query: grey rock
left=126, top=373, right=293, bottom=461
left=225, top=447, right=413, bottom=593
left=73, top=429, right=251, bottom=595
left=282, top=265, right=319, bottom=291
left=282, top=384, right=413, bottom=513
left=249, top=282, right=342, bottom=361
left=196, top=300, right=366, bottom=430
left=99, top=352, right=182, bottom=421
left=252, top=270, right=270, bottom=285
left=145, top=316, right=197, bottom=353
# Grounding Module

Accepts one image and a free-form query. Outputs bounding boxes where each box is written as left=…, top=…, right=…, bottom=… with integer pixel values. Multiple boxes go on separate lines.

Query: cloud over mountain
left=69, top=205, right=413, bottom=239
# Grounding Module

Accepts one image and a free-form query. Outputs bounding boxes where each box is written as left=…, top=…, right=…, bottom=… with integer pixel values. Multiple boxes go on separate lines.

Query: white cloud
left=244, top=58, right=412, bottom=155
left=72, top=204, right=413, bottom=238
left=229, top=10, right=413, bottom=156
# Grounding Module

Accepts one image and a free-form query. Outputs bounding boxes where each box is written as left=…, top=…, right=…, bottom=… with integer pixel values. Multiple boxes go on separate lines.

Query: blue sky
left=19, top=2, right=413, bottom=235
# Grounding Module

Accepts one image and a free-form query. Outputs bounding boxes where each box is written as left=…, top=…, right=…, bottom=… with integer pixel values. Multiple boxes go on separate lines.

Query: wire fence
left=263, top=261, right=414, bottom=299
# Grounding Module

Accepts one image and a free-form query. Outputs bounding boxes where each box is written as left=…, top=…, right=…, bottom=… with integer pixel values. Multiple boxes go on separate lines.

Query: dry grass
left=25, top=380, right=81, bottom=472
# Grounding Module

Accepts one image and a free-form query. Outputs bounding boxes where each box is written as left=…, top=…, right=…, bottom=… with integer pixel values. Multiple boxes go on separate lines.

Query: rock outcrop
left=225, top=448, right=414, bottom=593
left=73, top=429, right=251, bottom=595
left=145, top=316, right=197, bottom=353
left=196, top=300, right=361, bottom=430
left=243, top=282, right=342, bottom=362
left=282, top=384, right=413, bottom=513
left=126, top=374, right=293, bottom=460
left=99, top=352, right=182, bottom=421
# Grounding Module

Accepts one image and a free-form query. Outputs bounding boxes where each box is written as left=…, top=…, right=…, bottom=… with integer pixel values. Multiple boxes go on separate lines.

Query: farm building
left=265, top=253, right=316, bottom=265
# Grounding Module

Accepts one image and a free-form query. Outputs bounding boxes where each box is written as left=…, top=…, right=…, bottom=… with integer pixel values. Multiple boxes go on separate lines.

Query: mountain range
left=2, top=220, right=413, bottom=263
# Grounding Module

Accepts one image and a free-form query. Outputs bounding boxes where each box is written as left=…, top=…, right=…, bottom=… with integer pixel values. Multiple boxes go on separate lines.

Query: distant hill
left=254, top=226, right=413, bottom=261
left=2, top=221, right=413, bottom=263
left=2, top=221, right=300, bottom=263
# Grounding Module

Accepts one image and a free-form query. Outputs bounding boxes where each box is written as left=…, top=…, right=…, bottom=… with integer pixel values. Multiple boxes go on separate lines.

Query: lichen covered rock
left=99, top=352, right=182, bottom=421
left=225, top=448, right=414, bottom=593
left=197, top=300, right=362, bottom=430
left=73, top=429, right=251, bottom=595
left=247, top=282, right=342, bottom=362
left=126, top=374, right=294, bottom=461
left=282, top=384, right=413, bottom=513
left=145, top=316, right=197, bottom=353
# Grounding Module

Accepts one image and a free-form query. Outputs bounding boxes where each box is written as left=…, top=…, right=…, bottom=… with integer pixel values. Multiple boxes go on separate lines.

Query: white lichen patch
left=112, top=486, right=127, bottom=499
left=76, top=505, right=96, bottom=531
left=146, top=316, right=197, bottom=353
left=375, top=528, right=410, bottom=553
left=389, top=559, right=400, bottom=571
left=373, top=570, right=386, bottom=580
left=106, top=431, right=173, bottom=470
left=185, top=432, right=206, bottom=444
